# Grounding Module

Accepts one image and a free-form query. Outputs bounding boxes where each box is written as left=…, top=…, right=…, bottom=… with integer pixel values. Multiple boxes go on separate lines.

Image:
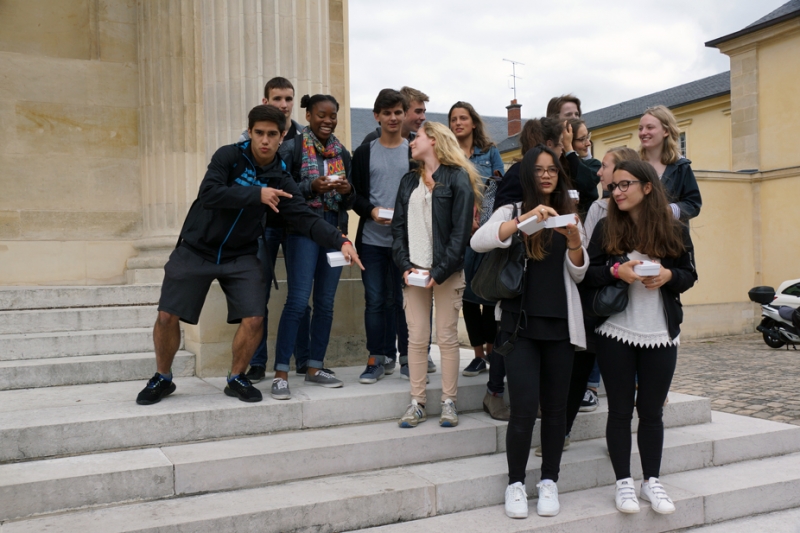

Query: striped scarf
left=300, top=127, right=346, bottom=210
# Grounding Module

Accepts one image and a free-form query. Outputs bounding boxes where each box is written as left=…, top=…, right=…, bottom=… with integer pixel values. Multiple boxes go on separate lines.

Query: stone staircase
left=2, top=285, right=800, bottom=532
left=0, top=285, right=193, bottom=390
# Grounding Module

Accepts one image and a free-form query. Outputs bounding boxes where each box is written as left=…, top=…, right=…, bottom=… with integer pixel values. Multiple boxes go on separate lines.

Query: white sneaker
left=640, top=477, right=675, bottom=514
left=536, top=480, right=560, bottom=517
left=504, top=482, right=528, bottom=518
left=615, top=478, right=640, bottom=513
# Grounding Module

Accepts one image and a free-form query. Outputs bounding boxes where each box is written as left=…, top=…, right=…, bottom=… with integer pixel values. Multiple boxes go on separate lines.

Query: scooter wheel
left=763, top=330, right=785, bottom=349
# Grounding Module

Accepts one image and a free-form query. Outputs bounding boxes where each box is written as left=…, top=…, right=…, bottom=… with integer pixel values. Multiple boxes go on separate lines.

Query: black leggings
left=462, top=301, right=496, bottom=347
left=596, top=335, right=677, bottom=480
left=565, top=349, right=597, bottom=435
left=505, top=337, right=574, bottom=484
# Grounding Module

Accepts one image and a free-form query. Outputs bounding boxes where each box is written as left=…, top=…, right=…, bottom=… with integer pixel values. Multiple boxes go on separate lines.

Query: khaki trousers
left=403, top=270, right=465, bottom=405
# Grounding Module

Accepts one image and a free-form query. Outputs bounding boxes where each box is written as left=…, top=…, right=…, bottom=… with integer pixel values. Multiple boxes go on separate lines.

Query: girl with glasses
left=638, top=105, right=702, bottom=221
left=582, top=159, right=697, bottom=515
left=472, top=145, right=587, bottom=519
left=561, top=118, right=601, bottom=220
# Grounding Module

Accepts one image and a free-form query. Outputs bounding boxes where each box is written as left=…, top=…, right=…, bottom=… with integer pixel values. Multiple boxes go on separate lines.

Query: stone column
left=127, top=0, right=206, bottom=284
left=727, top=46, right=760, bottom=172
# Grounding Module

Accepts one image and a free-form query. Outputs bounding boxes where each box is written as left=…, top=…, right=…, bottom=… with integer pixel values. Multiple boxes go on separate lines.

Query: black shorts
left=158, top=246, right=266, bottom=325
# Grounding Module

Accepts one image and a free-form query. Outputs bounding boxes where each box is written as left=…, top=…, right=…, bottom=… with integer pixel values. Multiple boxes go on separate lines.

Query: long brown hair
left=520, top=145, right=576, bottom=260
left=604, top=159, right=684, bottom=258
left=448, top=101, right=495, bottom=151
left=638, top=105, right=681, bottom=165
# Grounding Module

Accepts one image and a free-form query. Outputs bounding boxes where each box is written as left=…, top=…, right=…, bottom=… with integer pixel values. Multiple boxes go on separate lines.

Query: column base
left=126, top=236, right=177, bottom=285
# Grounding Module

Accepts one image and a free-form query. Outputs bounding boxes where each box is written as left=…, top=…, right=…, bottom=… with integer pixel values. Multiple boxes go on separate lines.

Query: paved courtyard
left=673, top=333, right=800, bottom=426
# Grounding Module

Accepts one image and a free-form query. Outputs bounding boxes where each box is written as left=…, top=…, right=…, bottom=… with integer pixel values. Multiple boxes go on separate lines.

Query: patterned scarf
left=300, top=126, right=346, bottom=210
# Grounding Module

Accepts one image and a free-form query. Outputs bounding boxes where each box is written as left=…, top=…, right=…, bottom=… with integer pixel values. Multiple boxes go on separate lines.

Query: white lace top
left=596, top=250, right=679, bottom=348
left=407, top=181, right=433, bottom=269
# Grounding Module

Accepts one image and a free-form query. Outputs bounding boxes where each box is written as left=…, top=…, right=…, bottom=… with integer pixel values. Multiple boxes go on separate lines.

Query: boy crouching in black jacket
left=136, top=105, right=362, bottom=405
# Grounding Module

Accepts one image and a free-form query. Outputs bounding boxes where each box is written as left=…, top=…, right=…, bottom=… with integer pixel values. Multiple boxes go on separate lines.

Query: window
left=782, top=283, right=800, bottom=297
left=679, top=132, right=687, bottom=157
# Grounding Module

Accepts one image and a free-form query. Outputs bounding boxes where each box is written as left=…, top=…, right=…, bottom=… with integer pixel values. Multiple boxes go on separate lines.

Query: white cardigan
left=470, top=203, right=588, bottom=350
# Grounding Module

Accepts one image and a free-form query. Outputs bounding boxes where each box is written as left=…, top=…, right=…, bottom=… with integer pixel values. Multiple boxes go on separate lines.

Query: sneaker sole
left=223, top=387, right=263, bottom=403
left=271, top=393, right=291, bottom=400
left=358, top=374, right=385, bottom=384
left=639, top=495, right=675, bottom=514
left=307, top=381, right=343, bottom=388
left=505, top=508, right=528, bottom=519
left=579, top=404, right=598, bottom=412
left=136, top=383, right=176, bottom=405
left=615, top=503, right=640, bottom=514
left=462, top=368, right=487, bottom=377
left=427, top=366, right=436, bottom=373
left=439, top=420, right=458, bottom=427
left=384, top=365, right=397, bottom=375
left=537, top=507, right=560, bottom=517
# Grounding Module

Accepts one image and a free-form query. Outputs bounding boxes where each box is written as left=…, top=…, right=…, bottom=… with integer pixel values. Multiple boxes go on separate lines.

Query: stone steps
left=348, top=451, right=800, bottom=533
left=0, top=305, right=157, bottom=335
left=0, top=284, right=160, bottom=310
left=683, top=507, right=800, bottom=532
left=0, top=366, right=707, bottom=462
left=0, top=327, right=169, bottom=361
left=0, top=407, right=795, bottom=523
left=0, top=350, right=195, bottom=390
left=3, top=421, right=800, bottom=532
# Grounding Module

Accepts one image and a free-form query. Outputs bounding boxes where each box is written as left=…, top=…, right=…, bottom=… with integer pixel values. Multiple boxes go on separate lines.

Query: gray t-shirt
left=362, top=139, right=409, bottom=247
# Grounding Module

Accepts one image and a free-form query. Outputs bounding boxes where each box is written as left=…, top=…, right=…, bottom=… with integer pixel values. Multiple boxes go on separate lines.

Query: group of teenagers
left=135, top=76, right=700, bottom=520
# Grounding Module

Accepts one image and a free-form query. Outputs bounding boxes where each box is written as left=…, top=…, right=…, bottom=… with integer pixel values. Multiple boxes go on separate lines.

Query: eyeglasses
left=534, top=166, right=559, bottom=177
left=574, top=133, right=592, bottom=143
left=607, top=180, right=641, bottom=193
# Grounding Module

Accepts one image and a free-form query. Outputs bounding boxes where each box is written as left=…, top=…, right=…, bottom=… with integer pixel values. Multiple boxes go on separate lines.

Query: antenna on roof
left=503, top=58, right=524, bottom=101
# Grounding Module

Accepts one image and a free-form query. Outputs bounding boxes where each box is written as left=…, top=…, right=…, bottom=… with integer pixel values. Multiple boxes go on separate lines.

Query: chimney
left=506, top=99, right=522, bottom=137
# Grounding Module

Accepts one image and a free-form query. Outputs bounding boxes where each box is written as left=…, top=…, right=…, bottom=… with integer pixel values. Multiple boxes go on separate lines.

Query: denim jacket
left=469, top=145, right=504, bottom=180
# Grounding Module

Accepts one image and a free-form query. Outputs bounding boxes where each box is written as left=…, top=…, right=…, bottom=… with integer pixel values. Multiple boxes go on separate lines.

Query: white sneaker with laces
left=536, top=480, right=560, bottom=517
left=504, top=482, right=528, bottom=518
left=640, top=477, right=675, bottom=514
left=615, top=477, right=640, bottom=513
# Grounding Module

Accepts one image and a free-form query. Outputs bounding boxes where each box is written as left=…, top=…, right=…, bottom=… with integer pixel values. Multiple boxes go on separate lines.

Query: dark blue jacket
left=662, top=157, right=702, bottom=221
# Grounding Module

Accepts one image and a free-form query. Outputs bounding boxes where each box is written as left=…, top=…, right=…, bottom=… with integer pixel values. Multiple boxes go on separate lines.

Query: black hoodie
left=178, top=140, right=346, bottom=264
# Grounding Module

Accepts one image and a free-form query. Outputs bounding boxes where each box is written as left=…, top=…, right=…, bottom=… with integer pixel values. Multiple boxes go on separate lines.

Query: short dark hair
left=300, top=94, right=339, bottom=112
left=373, top=88, right=408, bottom=114
left=540, top=116, right=564, bottom=145
left=248, top=105, right=287, bottom=133
left=546, top=94, right=582, bottom=117
left=264, top=77, right=294, bottom=99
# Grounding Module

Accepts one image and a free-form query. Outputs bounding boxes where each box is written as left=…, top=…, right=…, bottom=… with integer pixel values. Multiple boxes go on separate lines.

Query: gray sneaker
left=400, top=364, right=429, bottom=383
left=271, top=377, right=291, bottom=400
left=359, top=363, right=385, bottom=384
left=399, top=400, right=427, bottom=428
left=439, top=398, right=459, bottom=427
left=304, top=369, right=343, bottom=388
left=427, top=355, right=437, bottom=373
left=384, top=358, right=397, bottom=375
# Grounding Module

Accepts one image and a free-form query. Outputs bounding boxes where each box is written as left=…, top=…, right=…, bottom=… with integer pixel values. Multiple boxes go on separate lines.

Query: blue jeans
left=274, top=211, right=343, bottom=372
left=360, top=243, right=407, bottom=363
left=248, top=226, right=310, bottom=369
left=587, top=361, right=601, bottom=389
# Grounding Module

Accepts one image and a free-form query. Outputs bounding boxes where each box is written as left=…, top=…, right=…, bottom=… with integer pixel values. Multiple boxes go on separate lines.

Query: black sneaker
left=245, top=366, right=266, bottom=383
left=224, top=373, right=263, bottom=402
left=579, top=389, right=599, bottom=412
left=296, top=364, right=335, bottom=376
left=462, top=357, right=488, bottom=377
left=136, top=373, right=176, bottom=405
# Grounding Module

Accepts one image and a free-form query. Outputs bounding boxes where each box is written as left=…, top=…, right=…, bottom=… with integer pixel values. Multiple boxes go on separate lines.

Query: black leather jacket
left=581, top=218, right=697, bottom=340
left=391, top=165, right=475, bottom=285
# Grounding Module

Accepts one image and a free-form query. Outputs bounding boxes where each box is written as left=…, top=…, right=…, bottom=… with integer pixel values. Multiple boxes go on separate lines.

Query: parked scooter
left=748, top=286, right=799, bottom=349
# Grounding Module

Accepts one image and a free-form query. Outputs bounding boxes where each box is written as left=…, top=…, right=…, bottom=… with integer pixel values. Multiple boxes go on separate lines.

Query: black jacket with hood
left=178, top=140, right=347, bottom=264
left=391, top=165, right=474, bottom=285
left=662, top=157, right=702, bottom=221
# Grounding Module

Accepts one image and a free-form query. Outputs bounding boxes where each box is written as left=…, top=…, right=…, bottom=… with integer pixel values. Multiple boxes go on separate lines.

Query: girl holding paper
left=391, top=121, right=482, bottom=429
left=582, top=159, right=696, bottom=515
left=272, top=94, right=353, bottom=398
left=471, top=145, right=587, bottom=519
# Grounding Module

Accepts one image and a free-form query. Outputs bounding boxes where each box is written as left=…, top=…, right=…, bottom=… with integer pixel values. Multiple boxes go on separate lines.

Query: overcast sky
left=348, top=0, right=787, bottom=119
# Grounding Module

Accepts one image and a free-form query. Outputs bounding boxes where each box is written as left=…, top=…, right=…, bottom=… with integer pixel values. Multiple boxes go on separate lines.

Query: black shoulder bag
left=588, top=254, right=630, bottom=317
left=470, top=204, right=527, bottom=303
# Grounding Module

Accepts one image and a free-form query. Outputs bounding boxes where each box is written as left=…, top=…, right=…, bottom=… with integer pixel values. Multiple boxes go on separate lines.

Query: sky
left=348, top=0, right=788, bottom=118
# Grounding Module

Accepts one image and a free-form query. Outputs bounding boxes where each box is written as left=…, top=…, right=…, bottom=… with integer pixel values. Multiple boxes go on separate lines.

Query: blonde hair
left=606, top=146, right=639, bottom=168
left=416, top=121, right=484, bottom=207
left=400, top=86, right=429, bottom=104
left=639, top=105, right=681, bottom=165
